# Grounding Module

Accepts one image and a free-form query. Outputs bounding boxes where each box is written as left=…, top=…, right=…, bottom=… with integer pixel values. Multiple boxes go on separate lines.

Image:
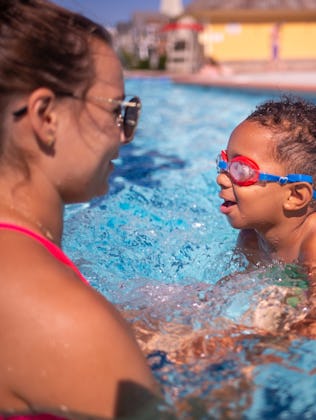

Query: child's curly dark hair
left=246, top=96, right=316, bottom=192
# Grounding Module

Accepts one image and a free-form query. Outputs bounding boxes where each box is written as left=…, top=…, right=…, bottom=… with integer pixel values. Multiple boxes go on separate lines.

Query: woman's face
left=55, top=41, right=126, bottom=203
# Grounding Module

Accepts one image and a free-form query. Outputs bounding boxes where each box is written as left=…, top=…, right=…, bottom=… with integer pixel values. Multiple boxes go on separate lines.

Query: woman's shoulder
left=0, top=225, right=140, bottom=350
left=0, top=229, right=156, bottom=417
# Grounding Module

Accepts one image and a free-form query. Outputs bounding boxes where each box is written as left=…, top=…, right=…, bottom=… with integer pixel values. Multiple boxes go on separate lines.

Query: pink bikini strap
left=0, top=222, right=89, bottom=285
left=0, top=415, right=66, bottom=419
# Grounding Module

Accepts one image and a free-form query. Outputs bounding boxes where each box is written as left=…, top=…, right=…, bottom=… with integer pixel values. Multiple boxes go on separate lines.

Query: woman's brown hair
left=0, top=0, right=112, bottom=97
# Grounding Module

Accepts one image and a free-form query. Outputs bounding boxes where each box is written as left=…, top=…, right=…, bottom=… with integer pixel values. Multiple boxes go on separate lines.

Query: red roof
left=160, top=22, right=204, bottom=32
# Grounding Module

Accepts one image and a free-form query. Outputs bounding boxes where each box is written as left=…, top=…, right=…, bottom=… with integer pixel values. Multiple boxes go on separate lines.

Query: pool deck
left=125, top=68, right=316, bottom=95
left=172, top=71, right=316, bottom=95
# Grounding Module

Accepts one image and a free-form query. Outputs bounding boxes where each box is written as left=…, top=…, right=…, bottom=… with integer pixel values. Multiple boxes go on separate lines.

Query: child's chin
left=227, top=218, right=246, bottom=230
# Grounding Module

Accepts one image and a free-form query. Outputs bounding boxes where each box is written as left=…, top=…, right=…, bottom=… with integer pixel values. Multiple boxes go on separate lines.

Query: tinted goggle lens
left=229, top=160, right=259, bottom=185
left=217, top=151, right=260, bottom=186
left=123, top=96, right=141, bottom=142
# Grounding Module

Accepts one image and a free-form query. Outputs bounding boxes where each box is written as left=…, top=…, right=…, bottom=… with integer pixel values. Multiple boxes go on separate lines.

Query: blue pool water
left=63, top=79, right=316, bottom=419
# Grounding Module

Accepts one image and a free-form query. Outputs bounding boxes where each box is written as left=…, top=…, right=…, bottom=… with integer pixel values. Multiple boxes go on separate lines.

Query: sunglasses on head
left=13, top=94, right=141, bottom=143
left=217, top=150, right=316, bottom=198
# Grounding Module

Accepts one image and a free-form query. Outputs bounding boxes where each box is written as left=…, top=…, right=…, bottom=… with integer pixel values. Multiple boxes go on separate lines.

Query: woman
left=0, top=0, right=157, bottom=418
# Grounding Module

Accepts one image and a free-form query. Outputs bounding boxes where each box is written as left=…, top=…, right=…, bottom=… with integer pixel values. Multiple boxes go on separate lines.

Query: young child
left=216, top=95, right=316, bottom=335
left=126, top=96, right=316, bottom=371
left=121, top=98, right=316, bottom=378
left=217, top=96, right=316, bottom=268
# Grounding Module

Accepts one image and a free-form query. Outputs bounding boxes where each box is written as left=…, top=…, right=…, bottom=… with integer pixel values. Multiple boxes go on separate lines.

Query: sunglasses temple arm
left=110, top=98, right=141, bottom=108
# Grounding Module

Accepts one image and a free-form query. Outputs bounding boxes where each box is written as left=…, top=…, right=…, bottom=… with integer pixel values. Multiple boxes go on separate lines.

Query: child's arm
left=291, top=231, right=316, bottom=337
left=299, top=229, right=316, bottom=298
left=300, top=234, right=316, bottom=265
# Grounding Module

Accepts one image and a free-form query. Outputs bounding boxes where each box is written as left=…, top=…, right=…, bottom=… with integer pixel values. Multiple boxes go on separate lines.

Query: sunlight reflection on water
left=64, top=79, right=316, bottom=419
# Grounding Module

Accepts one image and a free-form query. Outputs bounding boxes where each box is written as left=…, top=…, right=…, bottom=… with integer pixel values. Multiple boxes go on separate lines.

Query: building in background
left=185, top=0, right=316, bottom=71
left=162, top=16, right=204, bottom=73
left=114, top=0, right=186, bottom=70
left=113, top=0, right=316, bottom=73
left=115, top=12, right=169, bottom=70
left=160, top=0, right=204, bottom=73
left=160, top=0, right=184, bottom=18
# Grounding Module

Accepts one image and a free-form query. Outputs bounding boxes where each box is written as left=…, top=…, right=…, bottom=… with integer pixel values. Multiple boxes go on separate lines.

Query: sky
left=53, top=0, right=192, bottom=27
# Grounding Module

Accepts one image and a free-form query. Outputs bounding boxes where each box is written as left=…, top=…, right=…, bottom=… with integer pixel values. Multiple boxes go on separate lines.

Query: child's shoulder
left=298, top=212, right=316, bottom=268
left=302, top=211, right=316, bottom=236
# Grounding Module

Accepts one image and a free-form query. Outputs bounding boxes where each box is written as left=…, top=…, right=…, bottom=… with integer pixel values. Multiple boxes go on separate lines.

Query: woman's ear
left=27, top=88, right=58, bottom=150
left=283, top=183, right=313, bottom=211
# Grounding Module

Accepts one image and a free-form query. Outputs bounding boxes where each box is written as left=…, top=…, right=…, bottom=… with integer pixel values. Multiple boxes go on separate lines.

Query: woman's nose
left=120, top=129, right=127, bottom=144
left=119, top=128, right=135, bottom=145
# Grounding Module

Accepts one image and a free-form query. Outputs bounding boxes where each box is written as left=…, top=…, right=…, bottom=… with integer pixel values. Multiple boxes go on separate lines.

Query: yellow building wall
left=281, top=23, right=316, bottom=59
left=200, top=22, right=316, bottom=61
left=200, top=23, right=272, bottom=61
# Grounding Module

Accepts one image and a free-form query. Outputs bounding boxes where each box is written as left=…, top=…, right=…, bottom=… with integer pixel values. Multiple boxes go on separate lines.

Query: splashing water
left=64, top=79, right=316, bottom=419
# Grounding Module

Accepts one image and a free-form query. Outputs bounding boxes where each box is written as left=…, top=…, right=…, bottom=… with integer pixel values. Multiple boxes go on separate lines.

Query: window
left=174, top=40, right=186, bottom=51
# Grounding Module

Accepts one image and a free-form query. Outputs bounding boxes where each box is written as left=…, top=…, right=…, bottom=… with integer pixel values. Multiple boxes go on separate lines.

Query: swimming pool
left=64, top=78, right=316, bottom=419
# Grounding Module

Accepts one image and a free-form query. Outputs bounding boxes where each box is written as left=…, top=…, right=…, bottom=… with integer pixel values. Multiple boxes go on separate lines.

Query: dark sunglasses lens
left=124, top=97, right=140, bottom=141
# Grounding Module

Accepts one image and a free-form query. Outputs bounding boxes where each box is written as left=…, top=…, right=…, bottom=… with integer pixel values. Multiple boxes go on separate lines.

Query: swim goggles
left=217, top=150, right=316, bottom=199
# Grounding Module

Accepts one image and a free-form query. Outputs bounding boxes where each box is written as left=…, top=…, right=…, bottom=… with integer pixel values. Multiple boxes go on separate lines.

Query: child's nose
left=216, top=171, right=232, bottom=188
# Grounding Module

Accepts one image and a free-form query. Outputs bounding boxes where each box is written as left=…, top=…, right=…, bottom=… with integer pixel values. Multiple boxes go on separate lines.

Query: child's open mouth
left=223, top=200, right=236, bottom=207
left=220, top=200, right=237, bottom=214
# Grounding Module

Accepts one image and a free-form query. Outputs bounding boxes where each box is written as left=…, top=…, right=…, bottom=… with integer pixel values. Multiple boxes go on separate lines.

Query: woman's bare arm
left=0, top=237, right=158, bottom=418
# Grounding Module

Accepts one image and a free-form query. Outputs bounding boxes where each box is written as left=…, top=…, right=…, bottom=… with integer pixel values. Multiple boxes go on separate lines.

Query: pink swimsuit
left=0, top=416, right=63, bottom=420
left=0, top=222, right=89, bottom=420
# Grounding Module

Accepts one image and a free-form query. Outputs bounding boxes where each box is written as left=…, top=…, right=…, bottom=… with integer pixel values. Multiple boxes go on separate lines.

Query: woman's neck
left=0, top=178, right=64, bottom=245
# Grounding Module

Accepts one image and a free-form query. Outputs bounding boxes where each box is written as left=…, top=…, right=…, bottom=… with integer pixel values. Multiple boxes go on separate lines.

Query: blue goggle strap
left=217, top=159, right=228, bottom=171
left=218, top=161, right=316, bottom=199
left=258, top=173, right=316, bottom=199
